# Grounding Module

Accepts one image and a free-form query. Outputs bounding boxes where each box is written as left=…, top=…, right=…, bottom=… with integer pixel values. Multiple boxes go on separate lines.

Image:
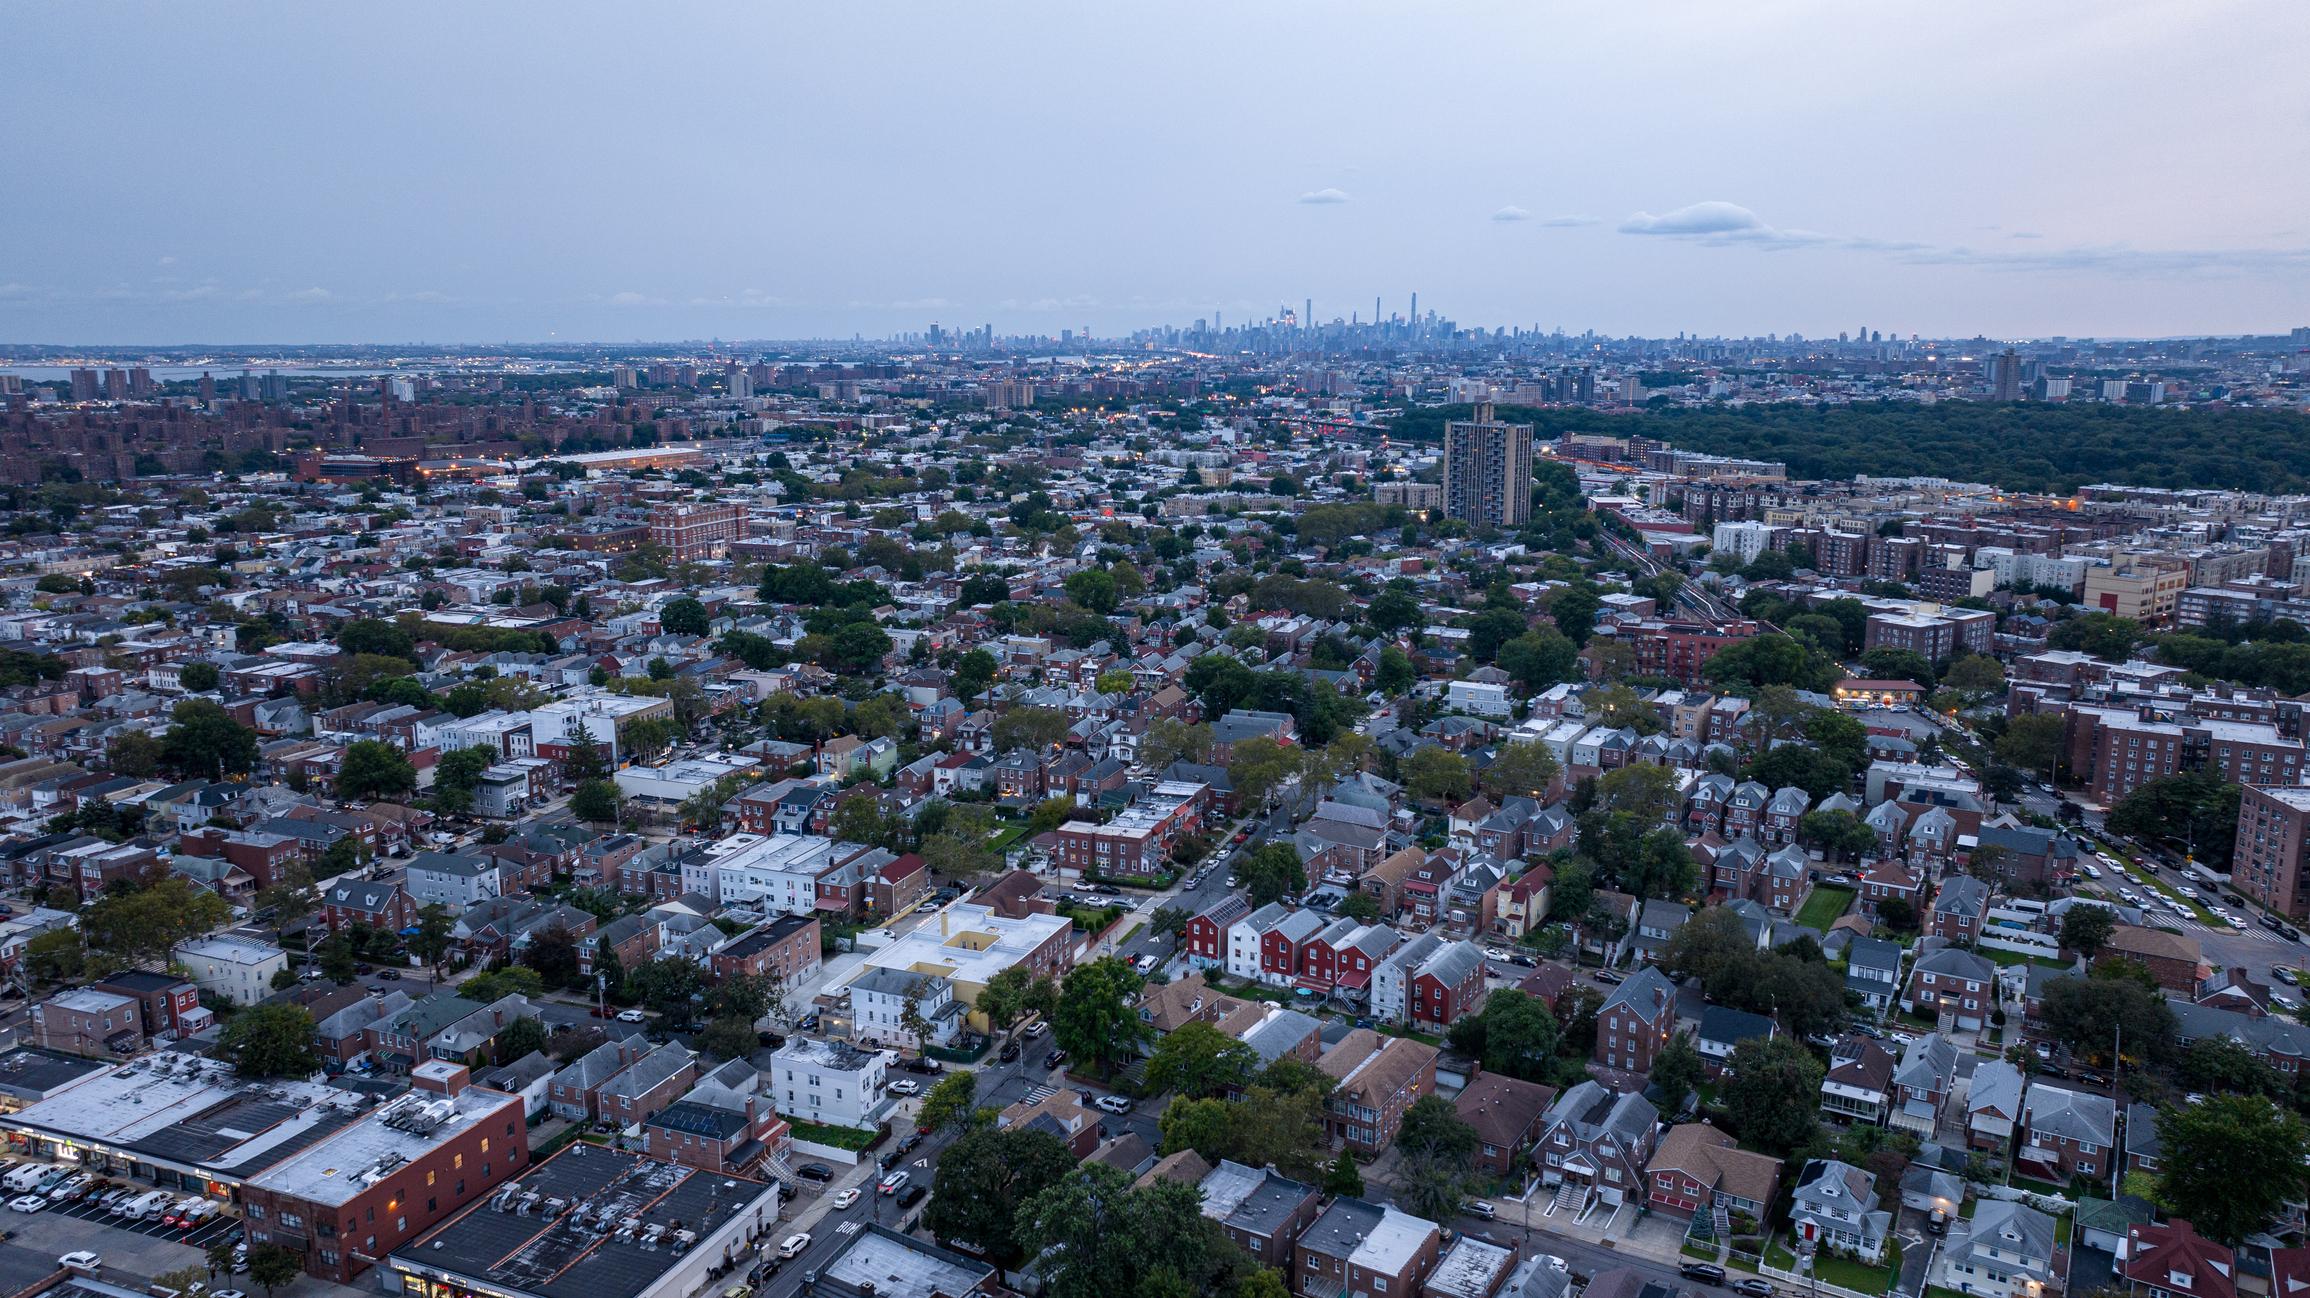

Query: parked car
left=1679, top=1263, right=1727, bottom=1286
left=878, top=1171, right=911, bottom=1196
left=830, top=1189, right=860, bottom=1210
left=1732, top=1280, right=1777, bottom=1298
left=888, top=1079, right=920, bottom=1096
left=778, top=1234, right=812, bottom=1260
left=796, top=1163, right=835, bottom=1183
left=1045, top=1050, right=1068, bottom=1071
left=1024, top=1021, right=1049, bottom=1038
left=7, top=1196, right=45, bottom=1214
left=58, top=1252, right=100, bottom=1273
left=898, top=1183, right=928, bottom=1209
left=1093, top=1095, right=1133, bottom=1114
left=615, top=1009, right=648, bottom=1023
left=1927, top=1207, right=1949, bottom=1236
left=998, top=1041, right=1022, bottom=1063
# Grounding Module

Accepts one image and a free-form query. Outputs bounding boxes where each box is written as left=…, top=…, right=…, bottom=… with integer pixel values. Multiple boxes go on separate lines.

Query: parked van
left=1, top=1165, right=48, bottom=1193
left=122, top=1190, right=174, bottom=1221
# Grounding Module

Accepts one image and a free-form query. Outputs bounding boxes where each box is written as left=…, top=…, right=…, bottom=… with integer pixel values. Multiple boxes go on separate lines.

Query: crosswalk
left=1019, top=1083, right=1058, bottom=1104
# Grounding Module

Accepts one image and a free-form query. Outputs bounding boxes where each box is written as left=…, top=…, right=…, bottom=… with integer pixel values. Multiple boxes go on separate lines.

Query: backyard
left=1796, top=885, right=1857, bottom=932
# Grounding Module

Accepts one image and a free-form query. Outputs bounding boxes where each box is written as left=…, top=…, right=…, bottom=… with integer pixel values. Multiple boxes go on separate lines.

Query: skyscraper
left=1991, top=348, right=2022, bottom=402
left=1442, top=401, right=1535, bottom=528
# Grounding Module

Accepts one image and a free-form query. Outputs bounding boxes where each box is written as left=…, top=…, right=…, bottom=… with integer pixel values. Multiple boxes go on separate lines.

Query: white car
left=888, top=1078, right=920, bottom=1096
left=616, top=1009, right=648, bottom=1023
left=1093, top=1094, right=1133, bottom=1114
left=778, top=1234, right=812, bottom=1260
left=1485, top=948, right=1511, bottom=963
left=8, top=1195, right=46, bottom=1213
left=830, top=1189, right=860, bottom=1210
left=58, top=1252, right=100, bottom=1272
left=2081, top=864, right=2102, bottom=879
left=879, top=1170, right=911, bottom=1196
left=1024, top=1021, right=1049, bottom=1038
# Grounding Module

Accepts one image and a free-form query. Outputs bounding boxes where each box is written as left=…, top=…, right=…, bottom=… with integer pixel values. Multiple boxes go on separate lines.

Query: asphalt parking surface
left=40, top=1195, right=243, bottom=1250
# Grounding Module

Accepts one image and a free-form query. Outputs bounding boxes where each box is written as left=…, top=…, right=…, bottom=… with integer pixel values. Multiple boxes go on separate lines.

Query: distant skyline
left=4, top=2, right=2306, bottom=345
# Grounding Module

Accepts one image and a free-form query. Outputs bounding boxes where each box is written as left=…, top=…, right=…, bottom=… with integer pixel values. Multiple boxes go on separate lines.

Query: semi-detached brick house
left=1318, top=1029, right=1439, bottom=1155
left=708, top=912, right=823, bottom=986
left=547, top=1036, right=661, bottom=1122
left=2018, top=1083, right=2115, bottom=1185
left=1594, top=966, right=1676, bottom=1073
left=1182, top=895, right=1251, bottom=968
left=1291, top=1197, right=1440, bottom=1298
left=1455, top=1071, right=1555, bottom=1178
left=595, top=1042, right=700, bottom=1131
left=1195, top=1159, right=1322, bottom=1270
left=1408, top=940, right=1488, bottom=1029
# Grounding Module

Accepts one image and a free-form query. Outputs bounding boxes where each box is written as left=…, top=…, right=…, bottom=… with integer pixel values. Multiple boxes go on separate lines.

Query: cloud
left=155, top=255, right=177, bottom=267
left=604, top=290, right=662, bottom=307
left=1615, top=200, right=2310, bottom=279
left=1619, top=201, right=1775, bottom=237
left=1538, top=214, right=1601, bottom=228
left=1296, top=187, right=1349, bottom=205
left=1491, top=206, right=1531, bottom=222
left=282, top=286, right=334, bottom=304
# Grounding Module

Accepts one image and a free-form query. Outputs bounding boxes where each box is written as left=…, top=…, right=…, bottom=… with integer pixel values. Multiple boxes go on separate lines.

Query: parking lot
left=40, top=1193, right=243, bottom=1251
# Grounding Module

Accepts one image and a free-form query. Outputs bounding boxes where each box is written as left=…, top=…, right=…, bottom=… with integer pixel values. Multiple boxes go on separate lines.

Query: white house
left=771, top=1037, right=891, bottom=1130
left=1445, top=679, right=1513, bottom=718
left=173, top=935, right=288, bottom=1006
left=846, top=967, right=962, bottom=1050
left=404, top=851, right=506, bottom=912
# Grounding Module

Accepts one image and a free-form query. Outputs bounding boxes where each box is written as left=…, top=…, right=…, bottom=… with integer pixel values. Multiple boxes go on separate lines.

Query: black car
left=895, top=1133, right=922, bottom=1156
left=757, top=1031, right=787, bottom=1049
left=376, top=969, right=402, bottom=981
left=1679, top=1263, right=1727, bottom=1286
left=1045, top=1049, right=1067, bottom=1071
left=897, top=1183, right=927, bottom=1208
left=999, top=1040, right=1022, bottom=1063
left=796, top=1162, right=835, bottom=1182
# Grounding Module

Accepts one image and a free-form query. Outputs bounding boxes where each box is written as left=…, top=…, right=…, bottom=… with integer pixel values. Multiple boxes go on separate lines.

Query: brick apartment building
left=708, top=913, right=823, bottom=985
left=2236, top=784, right=2310, bottom=920
left=648, top=501, right=747, bottom=562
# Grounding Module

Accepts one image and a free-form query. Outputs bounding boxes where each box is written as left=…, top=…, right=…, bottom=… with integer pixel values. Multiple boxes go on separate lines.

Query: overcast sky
left=4, top=1, right=2306, bottom=345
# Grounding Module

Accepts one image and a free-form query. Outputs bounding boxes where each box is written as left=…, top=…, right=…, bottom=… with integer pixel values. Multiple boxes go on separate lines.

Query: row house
left=1370, top=932, right=1444, bottom=1025
left=1966, top=1060, right=2026, bottom=1155
left=1888, top=1033, right=1959, bottom=1137
left=1291, top=1198, right=1441, bottom=1298
left=1406, top=941, right=1488, bottom=1030
left=1182, top=895, right=1252, bottom=968
left=1195, top=1160, right=1324, bottom=1271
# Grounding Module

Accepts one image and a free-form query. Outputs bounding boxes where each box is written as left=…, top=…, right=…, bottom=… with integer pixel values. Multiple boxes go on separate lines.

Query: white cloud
left=1491, top=206, right=1531, bottom=222
left=282, top=286, right=334, bottom=304
left=1538, top=214, right=1601, bottom=228
left=1619, top=201, right=1774, bottom=237
left=605, top=290, right=660, bottom=307
left=1296, top=187, right=1349, bottom=205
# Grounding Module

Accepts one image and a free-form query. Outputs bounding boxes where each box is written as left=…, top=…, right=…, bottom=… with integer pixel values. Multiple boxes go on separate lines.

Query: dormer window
left=2170, top=1273, right=2193, bottom=1290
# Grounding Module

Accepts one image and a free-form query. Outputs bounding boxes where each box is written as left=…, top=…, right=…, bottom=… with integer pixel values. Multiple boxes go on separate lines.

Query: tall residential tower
left=1442, top=401, right=1535, bottom=527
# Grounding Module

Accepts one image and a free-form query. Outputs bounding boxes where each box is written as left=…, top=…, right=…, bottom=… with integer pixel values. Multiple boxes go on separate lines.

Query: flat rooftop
left=390, top=1147, right=776, bottom=1298
left=248, top=1084, right=523, bottom=1206
left=5, top=1055, right=367, bottom=1177
left=817, top=1224, right=994, bottom=1298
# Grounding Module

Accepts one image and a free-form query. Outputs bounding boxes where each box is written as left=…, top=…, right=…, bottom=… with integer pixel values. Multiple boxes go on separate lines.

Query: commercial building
left=2084, top=557, right=2191, bottom=624
left=1442, top=402, right=1534, bottom=528
left=241, top=1062, right=529, bottom=1283
left=812, top=1225, right=999, bottom=1298
left=388, top=1146, right=781, bottom=1298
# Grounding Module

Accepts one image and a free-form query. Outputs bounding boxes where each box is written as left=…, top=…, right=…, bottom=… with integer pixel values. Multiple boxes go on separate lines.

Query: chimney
left=411, top=1059, right=470, bottom=1097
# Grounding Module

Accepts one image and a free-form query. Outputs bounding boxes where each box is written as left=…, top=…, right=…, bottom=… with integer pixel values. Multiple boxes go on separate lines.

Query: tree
left=253, top=861, right=315, bottom=944
left=179, top=660, right=221, bottom=692
left=2060, top=902, right=2119, bottom=960
left=522, top=924, right=583, bottom=989
left=570, top=778, right=622, bottom=825
left=81, top=878, right=230, bottom=972
left=1227, top=735, right=1299, bottom=807
left=495, top=1015, right=549, bottom=1064
left=920, top=1069, right=980, bottom=1132
left=1455, top=990, right=1559, bottom=1081
left=1335, top=890, right=1381, bottom=923
left=1401, top=747, right=1472, bottom=804
left=951, top=647, right=1000, bottom=702
left=2156, top=1095, right=2310, bottom=1244
left=1021, top=1163, right=1235, bottom=1298
left=1144, top=1020, right=1258, bottom=1099
left=338, top=616, right=416, bottom=661
left=1799, top=809, right=1877, bottom=863
left=336, top=739, right=418, bottom=801
left=1397, top=1094, right=1479, bottom=1163
left=2107, top=770, right=2241, bottom=863
left=2050, top=612, right=2144, bottom=662
left=218, top=1004, right=320, bottom=1079
left=2178, top=1038, right=2286, bottom=1099
left=1053, top=957, right=1150, bottom=1078
left=1703, top=633, right=1840, bottom=692
left=1995, top=713, right=2068, bottom=782
left=2041, top=966, right=2177, bottom=1067
left=459, top=964, right=545, bottom=1004
left=658, top=597, right=709, bottom=637
left=1396, top=1152, right=1472, bottom=1225
left=1499, top=628, right=1580, bottom=693
left=1237, top=842, right=1307, bottom=906
left=1943, top=654, right=2006, bottom=695
left=1651, top=1032, right=1706, bottom=1108
left=433, top=744, right=497, bottom=815
left=827, top=621, right=894, bottom=675
left=978, top=966, right=1040, bottom=1033
left=626, top=956, right=707, bottom=1023
left=1158, top=1095, right=1233, bottom=1161
left=694, top=1015, right=758, bottom=1061
left=1374, top=645, right=1417, bottom=696
left=410, top=903, right=454, bottom=978
left=1723, top=1035, right=1825, bottom=1154
left=925, top=1126, right=1080, bottom=1265
left=1480, top=741, right=1561, bottom=801
left=247, top=1245, right=305, bottom=1298
left=1140, top=718, right=1214, bottom=770
left=993, top=705, right=1071, bottom=753
left=1321, top=1152, right=1364, bottom=1199
left=160, top=698, right=260, bottom=778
